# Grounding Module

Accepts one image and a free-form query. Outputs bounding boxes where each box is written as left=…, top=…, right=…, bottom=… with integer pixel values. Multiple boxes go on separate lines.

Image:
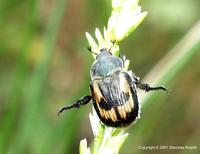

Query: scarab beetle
left=58, top=45, right=167, bottom=127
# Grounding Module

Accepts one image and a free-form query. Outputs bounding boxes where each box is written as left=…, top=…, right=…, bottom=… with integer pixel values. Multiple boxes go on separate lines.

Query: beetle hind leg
left=136, top=82, right=168, bottom=93
left=58, top=95, right=92, bottom=116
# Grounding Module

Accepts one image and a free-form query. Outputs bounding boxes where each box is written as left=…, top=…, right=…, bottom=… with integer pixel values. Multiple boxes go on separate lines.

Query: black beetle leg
left=135, top=81, right=168, bottom=93
left=58, top=95, right=92, bottom=116
left=129, top=72, right=167, bottom=93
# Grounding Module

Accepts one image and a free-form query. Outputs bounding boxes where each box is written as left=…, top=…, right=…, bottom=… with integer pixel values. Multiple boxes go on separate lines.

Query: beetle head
left=96, top=48, right=112, bottom=60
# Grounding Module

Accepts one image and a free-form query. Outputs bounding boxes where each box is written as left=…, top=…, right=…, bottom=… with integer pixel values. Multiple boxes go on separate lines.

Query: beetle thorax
left=90, top=55, right=123, bottom=79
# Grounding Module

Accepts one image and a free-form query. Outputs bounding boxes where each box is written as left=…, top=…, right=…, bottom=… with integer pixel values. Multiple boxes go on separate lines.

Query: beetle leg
left=128, top=72, right=167, bottom=92
left=58, top=95, right=92, bottom=116
left=135, top=81, right=168, bottom=93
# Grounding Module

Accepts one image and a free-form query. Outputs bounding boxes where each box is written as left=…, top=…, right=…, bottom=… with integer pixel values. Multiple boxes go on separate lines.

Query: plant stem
left=12, top=0, right=68, bottom=153
left=140, top=20, right=200, bottom=104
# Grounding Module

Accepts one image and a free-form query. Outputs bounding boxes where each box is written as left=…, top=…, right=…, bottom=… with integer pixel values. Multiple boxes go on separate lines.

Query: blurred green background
left=0, top=0, right=200, bottom=154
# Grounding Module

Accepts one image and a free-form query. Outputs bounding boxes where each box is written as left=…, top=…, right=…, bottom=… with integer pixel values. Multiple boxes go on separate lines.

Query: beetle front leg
left=58, top=95, right=92, bottom=116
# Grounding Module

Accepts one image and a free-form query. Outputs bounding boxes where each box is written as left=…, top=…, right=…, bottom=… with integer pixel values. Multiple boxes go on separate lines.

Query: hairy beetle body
left=91, top=71, right=139, bottom=127
left=58, top=46, right=167, bottom=128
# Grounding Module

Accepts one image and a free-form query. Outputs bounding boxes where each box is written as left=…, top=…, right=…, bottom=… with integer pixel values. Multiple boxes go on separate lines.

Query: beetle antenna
left=87, top=46, right=98, bottom=55
left=108, top=40, right=116, bottom=53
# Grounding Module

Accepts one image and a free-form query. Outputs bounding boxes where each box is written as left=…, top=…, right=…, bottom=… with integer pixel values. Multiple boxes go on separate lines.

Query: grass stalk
left=124, top=20, right=200, bottom=153
left=0, top=0, right=38, bottom=153
left=140, top=20, right=200, bottom=104
left=12, top=0, right=68, bottom=153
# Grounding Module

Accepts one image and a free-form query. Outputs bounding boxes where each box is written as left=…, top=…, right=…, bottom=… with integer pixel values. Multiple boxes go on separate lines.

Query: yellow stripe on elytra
left=117, top=106, right=127, bottom=119
left=108, top=108, right=117, bottom=122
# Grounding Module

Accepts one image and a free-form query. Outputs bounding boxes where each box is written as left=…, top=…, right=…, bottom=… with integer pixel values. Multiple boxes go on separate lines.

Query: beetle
left=58, top=45, right=167, bottom=127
